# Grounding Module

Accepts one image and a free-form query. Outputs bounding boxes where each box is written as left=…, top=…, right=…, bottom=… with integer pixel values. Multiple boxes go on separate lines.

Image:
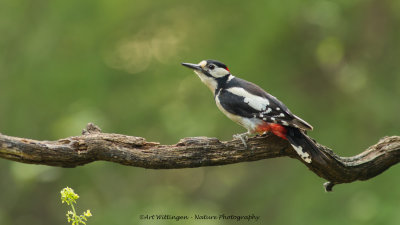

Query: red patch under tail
left=255, top=122, right=287, bottom=140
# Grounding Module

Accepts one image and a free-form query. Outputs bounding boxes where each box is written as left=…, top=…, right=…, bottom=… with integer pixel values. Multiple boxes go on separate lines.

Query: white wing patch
left=275, top=113, right=285, bottom=118
left=226, top=87, right=270, bottom=111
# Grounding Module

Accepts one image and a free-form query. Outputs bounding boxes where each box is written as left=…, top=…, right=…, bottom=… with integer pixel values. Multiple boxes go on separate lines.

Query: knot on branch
left=323, top=182, right=335, bottom=192
left=82, top=123, right=102, bottom=135
left=177, top=137, right=222, bottom=146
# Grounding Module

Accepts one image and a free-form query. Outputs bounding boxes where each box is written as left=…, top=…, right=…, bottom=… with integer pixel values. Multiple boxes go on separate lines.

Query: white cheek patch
left=211, top=67, right=229, bottom=78
left=227, top=87, right=270, bottom=111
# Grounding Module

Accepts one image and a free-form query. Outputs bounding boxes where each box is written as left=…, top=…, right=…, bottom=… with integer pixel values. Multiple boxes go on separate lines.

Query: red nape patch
left=225, top=67, right=230, bottom=72
left=255, top=123, right=287, bottom=140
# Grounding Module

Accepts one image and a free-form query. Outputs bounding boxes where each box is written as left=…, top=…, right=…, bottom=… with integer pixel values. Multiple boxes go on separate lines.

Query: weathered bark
left=0, top=123, right=399, bottom=191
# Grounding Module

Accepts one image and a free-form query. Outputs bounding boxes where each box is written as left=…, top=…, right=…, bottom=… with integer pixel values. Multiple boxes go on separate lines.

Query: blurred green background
left=1, top=0, right=400, bottom=224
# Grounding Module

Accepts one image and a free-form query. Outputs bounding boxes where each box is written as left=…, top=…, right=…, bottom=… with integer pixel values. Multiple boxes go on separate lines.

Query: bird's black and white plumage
left=181, top=59, right=318, bottom=163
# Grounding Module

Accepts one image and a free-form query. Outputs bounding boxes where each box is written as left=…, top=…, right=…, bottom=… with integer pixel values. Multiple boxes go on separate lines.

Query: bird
left=181, top=59, right=319, bottom=163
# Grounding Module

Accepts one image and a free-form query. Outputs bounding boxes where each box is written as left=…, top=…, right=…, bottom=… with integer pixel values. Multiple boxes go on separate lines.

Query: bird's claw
left=233, top=132, right=249, bottom=148
left=255, top=132, right=268, bottom=137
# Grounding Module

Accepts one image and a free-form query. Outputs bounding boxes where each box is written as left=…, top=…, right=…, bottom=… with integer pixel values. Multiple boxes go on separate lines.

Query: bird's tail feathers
left=285, top=127, right=319, bottom=163
left=292, top=115, right=313, bottom=131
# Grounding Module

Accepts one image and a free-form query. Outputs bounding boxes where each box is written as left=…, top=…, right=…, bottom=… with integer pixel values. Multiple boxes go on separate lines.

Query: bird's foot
left=260, top=131, right=268, bottom=137
left=255, top=132, right=268, bottom=137
left=233, top=132, right=250, bottom=148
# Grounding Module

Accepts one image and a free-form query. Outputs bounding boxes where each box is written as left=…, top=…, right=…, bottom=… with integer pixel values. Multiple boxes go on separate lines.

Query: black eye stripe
left=206, top=60, right=227, bottom=70
left=208, top=64, right=215, bottom=70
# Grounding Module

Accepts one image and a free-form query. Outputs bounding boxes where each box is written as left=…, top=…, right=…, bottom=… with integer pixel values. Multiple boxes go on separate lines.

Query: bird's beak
left=181, top=62, right=202, bottom=71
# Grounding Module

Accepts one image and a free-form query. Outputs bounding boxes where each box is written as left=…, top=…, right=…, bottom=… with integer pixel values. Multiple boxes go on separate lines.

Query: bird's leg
left=233, top=131, right=250, bottom=148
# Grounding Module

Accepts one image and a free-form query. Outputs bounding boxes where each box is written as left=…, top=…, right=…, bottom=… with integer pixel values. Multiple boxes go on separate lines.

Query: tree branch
left=1, top=123, right=399, bottom=191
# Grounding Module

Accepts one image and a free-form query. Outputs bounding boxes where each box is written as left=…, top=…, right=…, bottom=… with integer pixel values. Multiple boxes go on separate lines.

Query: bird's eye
left=208, top=65, right=215, bottom=70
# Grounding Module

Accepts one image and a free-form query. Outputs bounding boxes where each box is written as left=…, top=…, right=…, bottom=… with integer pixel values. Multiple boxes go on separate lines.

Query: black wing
left=222, top=77, right=313, bottom=130
left=217, top=89, right=260, bottom=118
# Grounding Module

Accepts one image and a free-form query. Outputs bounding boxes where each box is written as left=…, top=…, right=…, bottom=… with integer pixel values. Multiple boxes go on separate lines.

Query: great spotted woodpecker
left=182, top=59, right=318, bottom=163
